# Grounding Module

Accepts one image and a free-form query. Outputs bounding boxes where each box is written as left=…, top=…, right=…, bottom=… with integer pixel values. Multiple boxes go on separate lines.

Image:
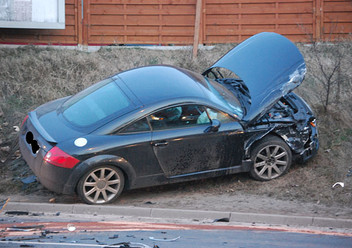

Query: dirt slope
left=0, top=44, right=351, bottom=216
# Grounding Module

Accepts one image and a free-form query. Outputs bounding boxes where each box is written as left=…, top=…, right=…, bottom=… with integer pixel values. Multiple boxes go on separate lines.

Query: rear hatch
left=19, top=98, right=84, bottom=175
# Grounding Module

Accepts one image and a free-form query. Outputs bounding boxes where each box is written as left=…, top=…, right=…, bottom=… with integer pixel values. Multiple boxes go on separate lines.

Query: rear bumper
left=19, top=122, right=75, bottom=195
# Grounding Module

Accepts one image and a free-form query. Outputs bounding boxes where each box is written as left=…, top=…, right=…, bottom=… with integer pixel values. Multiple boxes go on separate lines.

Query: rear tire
left=77, top=165, right=124, bottom=204
left=250, top=135, right=292, bottom=181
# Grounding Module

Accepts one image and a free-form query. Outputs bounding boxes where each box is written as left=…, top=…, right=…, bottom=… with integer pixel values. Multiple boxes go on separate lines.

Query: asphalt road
left=1, top=202, right=352, bottom=248
left=1, top=214, right=352, bottom=247
left=1, top=222, right=352, bottom=248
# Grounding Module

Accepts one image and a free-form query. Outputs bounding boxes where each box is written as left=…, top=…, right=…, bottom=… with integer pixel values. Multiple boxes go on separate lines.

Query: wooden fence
left=0, top=0, right=351, bottom=46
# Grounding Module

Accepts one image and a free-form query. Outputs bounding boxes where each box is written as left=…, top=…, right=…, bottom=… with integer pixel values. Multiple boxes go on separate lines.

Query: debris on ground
left=149, top=236, right=180, bottom=242
left=21, top=175, right=36, bottom=184
left=81, top=237, right=95, bottom=240
left=67, top=224, right=76, bottom=232
left=109, top=234, right=119, bottom=239
left=31, top=212, right=44, bottom=216
left=213, top=217, right=230, bottom=223
left=5, top=236, right=39, bottom=241
left=104, top=242, right=152, bottom=248
left=332, top=182, right=345, bottom=188
left=41, top=230, right=59, bottom=236
left=0, top=198, right=10, bottom=213
left=347, top=168, right=352, bottom=177
left=5, top=210, right=29, bottom=216
left=96, top=239, right=107, bottom=245
left=6, top=225, right=44, bottom=232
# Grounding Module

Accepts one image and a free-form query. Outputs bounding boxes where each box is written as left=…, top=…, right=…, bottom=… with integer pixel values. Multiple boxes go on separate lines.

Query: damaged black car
left=19, top=32, right=319, bottom=204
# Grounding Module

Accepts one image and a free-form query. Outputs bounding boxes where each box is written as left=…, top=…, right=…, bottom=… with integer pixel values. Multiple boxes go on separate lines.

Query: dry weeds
left=0, top=43, right=351, bottom=208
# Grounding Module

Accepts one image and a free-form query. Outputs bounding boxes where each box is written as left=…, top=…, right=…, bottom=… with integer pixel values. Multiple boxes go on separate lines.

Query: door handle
left=152, top=141, right=169, bottom=147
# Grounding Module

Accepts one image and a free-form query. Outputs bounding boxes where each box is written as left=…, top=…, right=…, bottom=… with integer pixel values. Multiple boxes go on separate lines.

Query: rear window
left=62, top=78, right=132, bottom=127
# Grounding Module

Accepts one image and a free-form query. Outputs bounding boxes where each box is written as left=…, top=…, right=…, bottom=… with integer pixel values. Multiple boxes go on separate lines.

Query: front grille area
left=25, top=131, right=40, bottom=154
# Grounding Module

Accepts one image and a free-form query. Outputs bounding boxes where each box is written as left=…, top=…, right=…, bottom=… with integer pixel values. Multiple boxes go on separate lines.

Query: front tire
left=250, top=135, right=292, bottom=181
left=77, top=165, right=124, bottom=204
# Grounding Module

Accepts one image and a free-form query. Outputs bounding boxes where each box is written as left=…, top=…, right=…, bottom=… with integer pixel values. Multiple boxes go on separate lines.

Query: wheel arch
left=63, top=154, right=137, bottom=194
left=244, top=129, right=289, bottom=159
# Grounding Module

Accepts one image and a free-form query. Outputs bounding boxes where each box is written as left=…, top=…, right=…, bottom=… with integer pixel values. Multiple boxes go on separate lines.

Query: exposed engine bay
left=247, top=92, right=318, bottom=162
left=210, top=74, right=318, bottom=163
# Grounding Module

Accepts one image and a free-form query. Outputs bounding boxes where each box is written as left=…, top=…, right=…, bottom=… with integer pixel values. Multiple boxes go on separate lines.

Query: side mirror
left=204, top=119, right=221, bottom=133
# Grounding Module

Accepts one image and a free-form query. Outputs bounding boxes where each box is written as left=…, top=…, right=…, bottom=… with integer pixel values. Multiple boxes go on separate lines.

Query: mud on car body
left=19, top=32, right=318, bottom=204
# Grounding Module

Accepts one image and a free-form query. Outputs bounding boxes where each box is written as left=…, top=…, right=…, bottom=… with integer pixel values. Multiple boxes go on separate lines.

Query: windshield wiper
left=216, top=78, right=251, bottom=115
left=218, top=78, right=250, bottom=97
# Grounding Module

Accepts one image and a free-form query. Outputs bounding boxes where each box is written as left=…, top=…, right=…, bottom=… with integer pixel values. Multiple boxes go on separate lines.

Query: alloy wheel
left=81, top=167, right=123, bottom=204
left=253, top=144, right=289, bottom=180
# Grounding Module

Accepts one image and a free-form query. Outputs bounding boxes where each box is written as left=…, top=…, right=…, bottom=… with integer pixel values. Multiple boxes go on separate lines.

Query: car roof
left=115, top=65, right=206, bottom=106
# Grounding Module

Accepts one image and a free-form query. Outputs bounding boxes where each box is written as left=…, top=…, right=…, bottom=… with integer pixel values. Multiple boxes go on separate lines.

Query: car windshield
left=62, top=78, right=132, bottom=127
left=202, top=77, right=244, bottom=119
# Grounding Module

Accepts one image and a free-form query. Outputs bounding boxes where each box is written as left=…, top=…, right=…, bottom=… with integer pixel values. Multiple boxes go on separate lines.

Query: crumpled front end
left=275, top=93, right=319, bottom=162
left=249, top=92, right=319, bottom=163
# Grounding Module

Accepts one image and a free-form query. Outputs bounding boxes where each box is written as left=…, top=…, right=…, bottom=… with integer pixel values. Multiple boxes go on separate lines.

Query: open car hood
left=204, top=32, right=306, bottom=124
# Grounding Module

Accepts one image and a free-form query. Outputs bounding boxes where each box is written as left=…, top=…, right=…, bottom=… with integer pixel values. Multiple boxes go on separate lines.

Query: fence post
left=315, top=0, right=323, bottom=41
left=81, top=0, right=89, bottom=46
left=76, top=0, right=83, bottom=45
left=193, top=0, right=202, bottom=59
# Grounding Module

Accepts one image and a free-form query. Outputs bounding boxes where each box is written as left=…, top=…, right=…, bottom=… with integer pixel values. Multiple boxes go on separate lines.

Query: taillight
left=44, top=146, right=80, bottom=169
left=21, top=115, right=29, bottom=128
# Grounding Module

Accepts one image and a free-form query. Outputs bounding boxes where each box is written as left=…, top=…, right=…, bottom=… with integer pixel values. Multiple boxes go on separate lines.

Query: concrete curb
left=4, top=202, right=352, bottom=229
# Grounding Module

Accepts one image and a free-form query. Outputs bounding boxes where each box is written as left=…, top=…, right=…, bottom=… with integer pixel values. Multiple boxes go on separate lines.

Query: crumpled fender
left=244, top=126, right=277, bottom=158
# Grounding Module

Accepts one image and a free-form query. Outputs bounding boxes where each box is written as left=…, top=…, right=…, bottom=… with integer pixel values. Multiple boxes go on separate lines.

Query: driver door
left=149, top=104, right=244, bottom=178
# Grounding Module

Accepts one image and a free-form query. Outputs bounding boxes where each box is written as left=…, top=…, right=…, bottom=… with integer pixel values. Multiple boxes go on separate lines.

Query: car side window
left=119, top=118, right=150, bottom=133
left=148, top=105, right=211, bottom=131
left=198, top=107, right=234, bottom=124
